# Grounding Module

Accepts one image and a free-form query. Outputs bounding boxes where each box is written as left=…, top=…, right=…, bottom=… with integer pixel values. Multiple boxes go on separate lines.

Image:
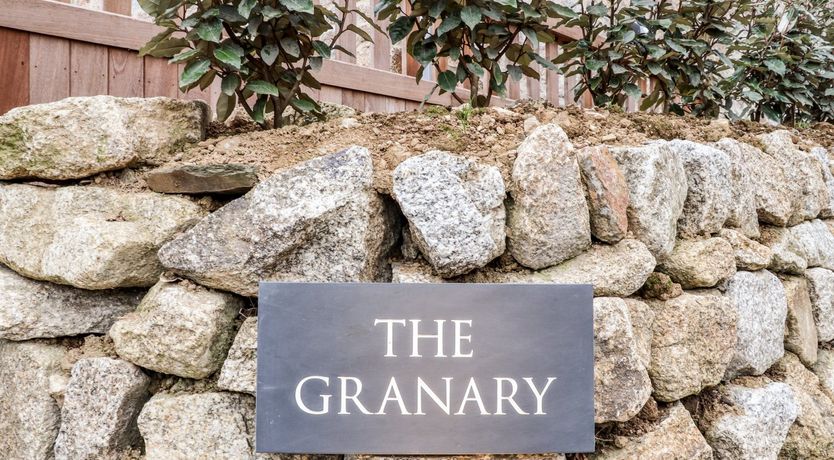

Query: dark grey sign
left=256, top=283, right=594, bottom=455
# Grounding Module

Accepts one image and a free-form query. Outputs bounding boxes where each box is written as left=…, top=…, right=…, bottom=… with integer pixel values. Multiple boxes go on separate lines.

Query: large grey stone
left=813, top=146, right=834, bottom=218
left=146, top=163, right=258, bottom=195
left=646, top=291, right=737, bottom=402
left=53, top=358, right=150, bottom=460
left=508, top=124, right=590, bottom=269
left=593, top=297, right=652, bottom=423
left=758, top=130, right=829, bottom=225
left=578, top=145, right=628, bottom=244
left=0, top=184, right=204, bottom=290
left=0, top=340, right=68, bottom=460
left=724, top=270, right=788, bottom=378
left=760, top=226, right=807, bottom=275
left=160, top=147, right=399, bottom=296
left=656, top=238, right=736, bottom=289
left=392, top=151, right=505, bottom=277
left=782, top=276, right=818, bottom=366
left=805, top=267, right=834, bottom=342
left=593, top=402, right=713, bottom=459
left=0, top=266, right=142, bottom=340
left=697, top=380, right=798, bottom=460
left=390, top=260, right=446, bottom=283
left=713, top=138, right=795, bottom=226
left=718, top=228, right=772, bottom=271
left=788, top=219, right=834, bottom=270
left=218, top=317, right=257, bottom=396
left=489, top=239, right=655, bottom=297
left=711, top=138, right=759, bottom=238
left=611, top=143, right=688, bottom=259
left=813, top=349, right=834, bottom=399
left=110, top=280, right=241, bottom=379
left=138, top=392, right=261, bottom=460
left=768, top=352, right=834, bottom=459
left=666, top=140, right=732, bottom=237
left=0, top=96, right=208, bottom=180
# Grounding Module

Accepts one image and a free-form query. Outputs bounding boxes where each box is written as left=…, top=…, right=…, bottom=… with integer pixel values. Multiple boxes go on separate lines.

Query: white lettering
left=374, top=319, right=407, bottom=357
left=524, top=377, right=557, bottom=415
left=295, top=376, right=330, bottom=415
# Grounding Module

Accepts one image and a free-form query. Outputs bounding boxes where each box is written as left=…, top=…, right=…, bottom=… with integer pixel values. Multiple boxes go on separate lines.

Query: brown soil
left=85, top=101, right=833, bottom=195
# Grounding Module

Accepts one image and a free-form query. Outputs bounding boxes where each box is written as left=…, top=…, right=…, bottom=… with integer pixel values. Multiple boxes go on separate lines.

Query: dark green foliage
left=138, top=0, right=378, bottom=128
left=376, top=0, right=562, bottom=107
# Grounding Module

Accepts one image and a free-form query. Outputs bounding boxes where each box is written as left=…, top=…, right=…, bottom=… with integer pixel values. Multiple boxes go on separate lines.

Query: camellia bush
left=553, top=0, right=744, bottom=116
left=376, top=0, right=561, bottom=107
left=138, top=0, right=378, bottom=128
left=723, top=0, right=834, bottom=124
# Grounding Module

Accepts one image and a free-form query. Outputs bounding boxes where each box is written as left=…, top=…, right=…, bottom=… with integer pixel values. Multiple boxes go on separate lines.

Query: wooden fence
left=0, top=0, right=619, bottom=116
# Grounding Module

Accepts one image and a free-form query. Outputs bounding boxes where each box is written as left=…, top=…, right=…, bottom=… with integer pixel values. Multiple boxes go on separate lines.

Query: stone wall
left=2, top=95, right=834, bottom=459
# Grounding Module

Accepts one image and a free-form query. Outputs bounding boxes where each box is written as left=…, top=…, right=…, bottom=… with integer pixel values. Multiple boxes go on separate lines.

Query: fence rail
left=0, top=0, right=622, bottom=115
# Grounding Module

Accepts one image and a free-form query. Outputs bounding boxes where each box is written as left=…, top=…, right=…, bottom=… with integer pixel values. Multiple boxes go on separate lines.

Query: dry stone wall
left=2, top=95, right=834, bottom=459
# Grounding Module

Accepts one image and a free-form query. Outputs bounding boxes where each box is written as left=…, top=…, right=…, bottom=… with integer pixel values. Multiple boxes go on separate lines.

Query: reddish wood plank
left=319, top=86, right=343, bottom=104
left=334, top=0, right=357, bottom=64
left=109, top=47, right=143, bottom=97
left=143, top=56, right=178, bottom=98
left=545, top=43, right=559, bottom=106
left=29, top=34, right=70, bottom=104
left=103, top=0, right=131, bottom=15
left=70, top=41, right=108, bottom=96
left=371, top=0, right=391, bottom=70
left=364, top=93, right=389, bottom=112
left=341, top=89, right=366, bottom=111
left=385, top=97, right=405, bottom=112
left=0, top=28, right=30, bottom=114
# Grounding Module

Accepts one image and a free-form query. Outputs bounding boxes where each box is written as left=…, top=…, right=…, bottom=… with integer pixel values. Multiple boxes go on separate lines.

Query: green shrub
left=376, top=0, right=560, bottom=107
left=554, top=0, right=743, bottom=116
left=723, top=0, right=834, bottom=123
left=138, top=0, right=377, bottom=128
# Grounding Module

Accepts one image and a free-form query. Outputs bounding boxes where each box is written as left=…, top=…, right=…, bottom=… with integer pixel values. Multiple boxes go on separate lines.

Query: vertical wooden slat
left=103, top=0, right=131, bottom=15
left=371, top=0, right=391, bottom=70
left=0, top=28, right=30, bottom=114
left=545, top=43, right=559, bottom=105
left=29, top=35, right=71, bottom=104
left=386, top=97, right=406, bottom=112
left=342, top=89, right=366, bottom=111
left=70, top=41, right=108, bottom=96
left=143, top=56, right=178, bottom=98
left=109, top=48, right=144, bottom=97
left=319, top=85, right=343, bottom=104
left=364, top=93, right=389, bottom=112
left=527, top=63, right=541, bottom=101
left=334, top=0, right=357, bottom=64
left=404, top=100, right=421, bottom=111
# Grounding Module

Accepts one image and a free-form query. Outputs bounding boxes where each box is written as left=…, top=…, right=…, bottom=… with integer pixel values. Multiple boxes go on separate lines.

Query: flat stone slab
left=145, top=164, right=259, bottom=195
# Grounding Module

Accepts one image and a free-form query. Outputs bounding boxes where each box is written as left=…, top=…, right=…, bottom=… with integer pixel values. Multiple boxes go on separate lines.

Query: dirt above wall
left=89, top=102, right=834, bottom=195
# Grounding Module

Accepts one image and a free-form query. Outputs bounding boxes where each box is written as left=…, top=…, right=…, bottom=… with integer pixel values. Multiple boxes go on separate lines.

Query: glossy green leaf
left=245, top=80, right=282, bottom=96
left=179, top=59, right=211, bottom=87
left=214, top=42, right=244, bottom=69
left=461, top=6, right=481, bottom=29
left=437, top=70, right=458, bottom=92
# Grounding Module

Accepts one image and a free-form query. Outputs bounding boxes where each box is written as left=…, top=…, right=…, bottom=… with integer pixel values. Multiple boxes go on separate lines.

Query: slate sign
left=256, top=283, right=594, bottom=455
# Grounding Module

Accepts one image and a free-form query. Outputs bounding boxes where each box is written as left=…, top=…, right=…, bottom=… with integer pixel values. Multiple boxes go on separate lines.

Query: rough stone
left=624, top=298, right=655, bottom=369
left=138, top=392, right=262, bottom=460
left=718, top=228, right=772, bottom=270
left=697, top=380, right=798, bottom=460
left=656, top=238, right=736, bottom=289
left=490, top=239, right=655, bottom=297
left=724, top=270, right=788, bottom=379
left=646, top=291, right=737, bottom=402
left=578, top=145, right=629, bottom=243
left=0, top=266, right=142, bottom=340
left=713, top=138, right=795, bottom=226
left=710, top=138, right=760, bottom=238
left=0, top=340, right=68, bottom=459
left=218, top=317, right=257, bottom=396
left=813, top=349, right=834, bottom=398
left=768, top=352, right=834, bottom=459
left=638, top=272, right=683, bottom=300
left=508, top=124, right=590, bottom=269
left=593, top=297, right=652, bottom=423
left=54, top=358, right=150, bottom=460
left=593, top=402, right=713, bottom=459
left=666, top=140, right=733, bottom=237
left=146, top=163, right=259, bottom=195
left=788, top=219, right=834, bottom=270
left=781, top=276, right=818, bottom=366
left=110, top=280, right=242, bottom=379
left=0, top=96, right=208, bottom=180
left=759, top=130, right=829, bottom=225
left=390, top=260, right=445, bottom=283
left=812, top=146, right=834, bottom=218
left=611, top=142, right=688, bottom=259
left=160, top=147, right=399, bottom=296
left=0, top=184, right=204, bottom=290
left=760, top=226, right=807, bottom=275
left=393, top=150, right=505, bottom=277
left=805, top=267, right=834, bottom=342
